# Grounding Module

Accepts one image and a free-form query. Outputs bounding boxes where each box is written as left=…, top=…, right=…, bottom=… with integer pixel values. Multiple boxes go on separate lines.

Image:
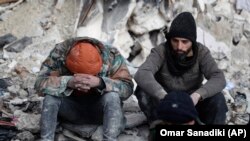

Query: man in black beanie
left=156, top=91, right=203, bottom=125
left=148, top=91, right=205, bottom=141
left=134, top=12, right=228, bottom=125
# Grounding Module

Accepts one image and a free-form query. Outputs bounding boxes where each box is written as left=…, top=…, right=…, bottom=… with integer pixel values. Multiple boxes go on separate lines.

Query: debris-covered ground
left=0, top=0, right=249, bottom=141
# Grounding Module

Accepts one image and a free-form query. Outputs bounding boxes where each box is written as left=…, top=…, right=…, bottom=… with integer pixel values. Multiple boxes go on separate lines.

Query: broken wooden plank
left=55, top=0, right=65, bottom=11
left=0, top=0, right=18, bottom=5
left=73, top=0, right=83, bottom=36
left=78, top=0, right=95, bottom=27
left=0, top=0, right=24, bottom=13
left=0, top=109, right=13, bottom=117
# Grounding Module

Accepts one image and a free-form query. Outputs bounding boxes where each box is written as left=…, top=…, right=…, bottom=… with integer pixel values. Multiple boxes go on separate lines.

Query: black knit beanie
left=166, top=12, right=197, bottom=43
left=156, top=91, right=199, bottom=124
left=164, top=12, right=198, bottom=76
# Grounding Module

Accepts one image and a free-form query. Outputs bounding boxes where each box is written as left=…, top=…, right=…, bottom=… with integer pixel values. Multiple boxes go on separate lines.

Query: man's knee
left=43, top=95, right=61, bottom=107
left=102, top=92, right=121, bottom=106
left=101, top=92, right=123, bottom=122
left=102, top=92, right=125, bottom=140
left=134, top=87, right=152, bottom=110
left=210, top=92, right=228, bottom=112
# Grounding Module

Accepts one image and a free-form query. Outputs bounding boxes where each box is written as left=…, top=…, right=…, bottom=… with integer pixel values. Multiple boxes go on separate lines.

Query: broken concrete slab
left=118, top=134, right=145, bottom=141
left=127, top=41, right=142, bottom=62
left=125, top=112, right=147, bottom=129
left=102, top=0, right=136, bottom=33
left=14, top=110, right=41, bottom=133
left=55, top=133, right=73, bottom=141
left=236, top=0, right=250, bottom=12
left=62, top=129, right=87, bottom=141
left=4, top=36, right=32, bottom=53
left=91, top=126, right=103, bottom=141
left=137, top=125, right=149, bottom=140
left=0, top=77, right=13, bottom=90
left=61, top=123, right=98, bottom=138
left=16, top=131, right=35, bottom=141
left=232, top=92, right=248, bottom=114
left=159, top=0, right=174, bottom=22
left=130, top=33, right=155, bottom=67
left=123, top=95, right=141, bottom=112
left=112, top=29, right=134, bottom=59
left=128, top=1, right=166, bottom=35
left=0, top=33, right=17, bottom=48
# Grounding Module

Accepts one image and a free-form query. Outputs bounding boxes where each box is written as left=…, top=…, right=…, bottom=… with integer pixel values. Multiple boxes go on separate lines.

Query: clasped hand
left=67, top=74, right=100, bottom=93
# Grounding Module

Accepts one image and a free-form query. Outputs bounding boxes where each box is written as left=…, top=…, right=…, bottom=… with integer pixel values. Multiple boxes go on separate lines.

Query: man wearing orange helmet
left=35, top=37, right=134, bottom=141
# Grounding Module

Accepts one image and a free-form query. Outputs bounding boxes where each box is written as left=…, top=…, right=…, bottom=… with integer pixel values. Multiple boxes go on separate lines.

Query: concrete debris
left=232, top=92, right=247, bottom=114
left=15, top=131, right=35, bottom=141
left=125, top=112, right=147, bottom=129
left=54, top=0, right=65, bottom=11
left=55, top=133, right=72, bottom=141
left=137, top=125, right=149, bottom=140
left=236, top=0, right=250, bottom=12
left=128, top=41, right=142, bottom=62
left=91, top=126, right=103, bottom=141
left=77, top=0, right=95, bottom=27
left=123, top=95, right=141, bottom=112
left=0, top=77, right=13, bottom=90
left=128, top=1, right=166, bottom=35
left=61, top=123, right=98, bottom=138
left=9, top=97, right=27, bottom=105
left=118, top=134, right=145, bottom=141
left=62, top=129, right=87, bottom=141
left=223, top=90, right=234, bottom=103
left=14, top=110, right=41, bottom=133
left=5, top=36, right=32, bottom=53
left=0, top=0, right=24, bottom=13
left=243, top=23, right=250, bottom=39
left=0, top=33, right=17, bottom=48
left=232, top=33, right=242, bottom=46
left=102, top=0, right=136, bottom=33
left=112, top=29, right=134, bottom=59
left=0, top=0, right=18, bottom=5
left=40, top=15, right=56, bottom=31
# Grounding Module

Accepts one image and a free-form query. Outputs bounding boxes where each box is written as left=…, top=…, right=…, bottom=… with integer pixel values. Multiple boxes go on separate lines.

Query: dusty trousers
left=40, top=92, right=125, bottom=141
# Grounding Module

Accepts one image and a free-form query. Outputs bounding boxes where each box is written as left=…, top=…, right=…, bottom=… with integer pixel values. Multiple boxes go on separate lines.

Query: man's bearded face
left=170, top=37, right=193, bottom=61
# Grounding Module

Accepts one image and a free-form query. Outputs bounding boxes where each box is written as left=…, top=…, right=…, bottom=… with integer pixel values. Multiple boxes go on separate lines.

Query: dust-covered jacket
left=34, top=37, right=134, bottom=100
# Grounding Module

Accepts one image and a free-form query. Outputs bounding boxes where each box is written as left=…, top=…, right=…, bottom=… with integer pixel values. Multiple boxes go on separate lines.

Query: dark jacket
left=134, top=42, right=226, bottom=100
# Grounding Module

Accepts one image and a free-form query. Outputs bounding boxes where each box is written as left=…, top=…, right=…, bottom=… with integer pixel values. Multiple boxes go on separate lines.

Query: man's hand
left=74, top=74, right=101, bottom=88
left=67, top=75, right=91, bottom=93
left=67, top=74, right=101, bottom=93
left=190, top=92, right=201, bottom=105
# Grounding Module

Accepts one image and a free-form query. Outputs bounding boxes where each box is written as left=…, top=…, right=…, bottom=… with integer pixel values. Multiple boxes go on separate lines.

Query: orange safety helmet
left=66, top=42, right=102, bottom=75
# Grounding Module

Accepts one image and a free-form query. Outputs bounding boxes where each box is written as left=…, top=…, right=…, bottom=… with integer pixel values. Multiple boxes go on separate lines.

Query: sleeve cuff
left=101, top=77, right=118, bottom=92
left=61, top=76, right=73, bottom=96
left=195, top=87, right=209, bottom=99
left=96, top=77, right=106, bottom=90
left=156, top=89, right=167, bottom=100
